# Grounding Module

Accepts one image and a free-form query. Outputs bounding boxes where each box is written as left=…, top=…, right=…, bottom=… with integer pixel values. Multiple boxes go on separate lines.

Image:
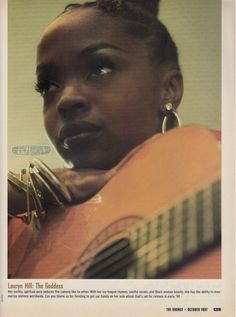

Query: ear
left=160, top=68, right=183, bottom=111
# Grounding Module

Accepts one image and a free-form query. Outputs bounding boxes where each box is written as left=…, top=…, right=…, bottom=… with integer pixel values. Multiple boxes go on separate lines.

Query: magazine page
left=1, top=0, right=235, bottom=316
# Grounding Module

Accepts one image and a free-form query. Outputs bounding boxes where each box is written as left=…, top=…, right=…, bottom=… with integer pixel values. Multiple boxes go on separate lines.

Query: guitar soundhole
left=83, top=238, right=135, bottom=279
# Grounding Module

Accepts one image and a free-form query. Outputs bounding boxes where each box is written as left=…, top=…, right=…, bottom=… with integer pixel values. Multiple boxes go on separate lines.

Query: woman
left=8, top=0, right=221, bottom=278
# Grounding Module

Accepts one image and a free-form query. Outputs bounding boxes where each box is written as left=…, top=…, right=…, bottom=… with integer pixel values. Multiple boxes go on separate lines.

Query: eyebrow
left=36, top=42, right=126, bottom=75
left=79, top=42, right=127, bottom=57
left=36, top=63, right=57, bottom=75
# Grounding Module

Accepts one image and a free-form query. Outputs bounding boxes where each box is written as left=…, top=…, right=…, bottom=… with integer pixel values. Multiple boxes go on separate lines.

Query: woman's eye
left=92, top=66, right=112, bottom=77
left=88, top=59, right=114, bottom=79
left=35, top=80, right=59, bottom=97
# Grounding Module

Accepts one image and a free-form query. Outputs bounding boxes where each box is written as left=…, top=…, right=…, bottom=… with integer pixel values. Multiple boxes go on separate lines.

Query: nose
left=56, top=84, right=90, bottom=117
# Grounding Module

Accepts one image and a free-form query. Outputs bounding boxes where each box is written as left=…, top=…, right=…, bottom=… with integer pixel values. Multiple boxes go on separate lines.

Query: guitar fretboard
left=76, top=180, right=221, bottom=279
left=127, top=180, right=221, bottom=278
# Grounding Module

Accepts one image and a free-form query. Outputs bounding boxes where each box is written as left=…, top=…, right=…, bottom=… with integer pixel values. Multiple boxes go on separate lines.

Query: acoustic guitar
left=8, top=126, right=221, bottom=279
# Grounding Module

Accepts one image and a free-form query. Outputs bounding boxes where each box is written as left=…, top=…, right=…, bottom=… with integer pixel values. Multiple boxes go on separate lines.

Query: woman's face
left=37, top=8, right=168, bottom=169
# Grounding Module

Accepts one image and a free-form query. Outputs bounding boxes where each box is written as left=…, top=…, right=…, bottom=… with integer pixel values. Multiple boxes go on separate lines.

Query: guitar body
left=8, top=126, right=221, bottom=279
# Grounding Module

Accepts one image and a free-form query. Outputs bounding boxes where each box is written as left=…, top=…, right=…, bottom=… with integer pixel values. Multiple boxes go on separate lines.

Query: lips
left=59, top=122, right=102, bottom=150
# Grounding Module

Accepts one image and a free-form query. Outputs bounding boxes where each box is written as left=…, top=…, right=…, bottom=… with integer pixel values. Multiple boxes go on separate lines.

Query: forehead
left=38, top=8, right=140, bottom=56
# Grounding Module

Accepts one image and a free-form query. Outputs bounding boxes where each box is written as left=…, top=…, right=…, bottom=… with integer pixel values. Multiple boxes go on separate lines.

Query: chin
left=58, top=143, right=131, bottom=170
left=65, top=152, right=123, bottom=170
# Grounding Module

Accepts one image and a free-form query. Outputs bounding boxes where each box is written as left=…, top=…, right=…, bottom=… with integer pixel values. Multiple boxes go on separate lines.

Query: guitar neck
left=82, top=179, right=221, bottom=279
left=127, top=179, right=221, bottom=278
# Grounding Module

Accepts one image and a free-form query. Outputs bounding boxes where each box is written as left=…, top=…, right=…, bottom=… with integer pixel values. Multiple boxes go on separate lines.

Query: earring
left=162, top=103, right=182, bottom=134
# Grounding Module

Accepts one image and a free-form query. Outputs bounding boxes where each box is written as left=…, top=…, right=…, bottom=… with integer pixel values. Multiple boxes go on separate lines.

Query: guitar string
left=130, top=181, right=221, bottom=279
left=84, top=215, right=221, bottom=279
left=80, top=181, right=220, bottom=278
left=84, top=228, right=181, bottom=278
left=74, top=205, right=186, bottom=275
left=73, top=210, right=180, bottom=277
left=84, top=217, right=221, bottom=279
left=71, top=238, right=131, bottom=277
left=76, top=180, right=220, bottom=276
left=77, top=180, right=218, bottom=270
left=132, top=182, right=220, bottom=279
left=75, top=197, right=192, bottom=269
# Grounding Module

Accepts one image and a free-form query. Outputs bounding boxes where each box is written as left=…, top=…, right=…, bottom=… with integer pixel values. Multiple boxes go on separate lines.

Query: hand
left=52, top=141, right=144, bottom=205
left=53, top=167, right=116, bottom=204
left=8, top=139, right=142, bottom=215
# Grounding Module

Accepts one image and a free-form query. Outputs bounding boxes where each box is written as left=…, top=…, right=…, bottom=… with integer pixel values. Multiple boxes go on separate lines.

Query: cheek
left=104, top=82, right=160, bottom=132
left=43, top=110, right=58, bottom=143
